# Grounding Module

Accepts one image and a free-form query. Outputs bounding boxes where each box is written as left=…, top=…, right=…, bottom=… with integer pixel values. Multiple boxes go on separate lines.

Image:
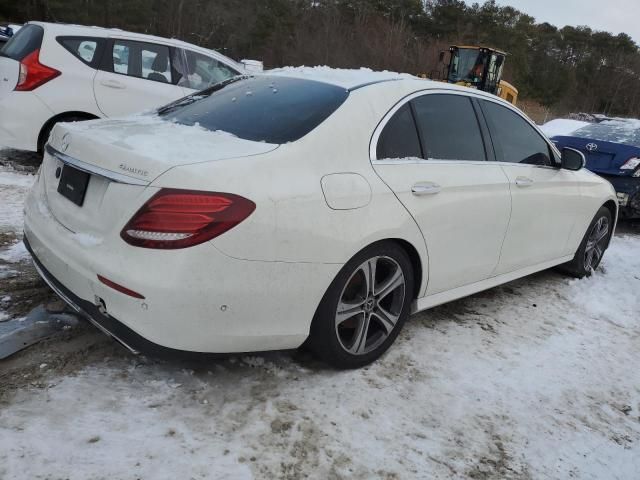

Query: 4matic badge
left=119, top=164, right=149, bottom=177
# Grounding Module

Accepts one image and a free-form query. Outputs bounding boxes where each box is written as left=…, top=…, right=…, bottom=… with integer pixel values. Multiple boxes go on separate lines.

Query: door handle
left=100, top=79, right=126, bottom=89
left=515, top=176, right=534, bottom=187
left=411, top=182, right=441, bottom=196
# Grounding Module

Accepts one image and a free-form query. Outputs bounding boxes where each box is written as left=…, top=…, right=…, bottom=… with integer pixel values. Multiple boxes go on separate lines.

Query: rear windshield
left=572, top=120, right=640, bottom=148
left=159, top=75, right=349, bottom=144
left=0, top=24, right=44, bottom=61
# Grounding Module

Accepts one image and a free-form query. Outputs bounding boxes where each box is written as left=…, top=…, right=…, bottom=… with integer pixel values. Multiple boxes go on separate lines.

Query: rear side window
left=111, top=40, right=174, bottom=84
left=176, top=49, right=240, bottom=90
left=160, top=76, right=349, bottom=144
left=411, top=94, right=486, bottom=161
left=57, top=37, right=105, bottom=67
left=0, top=24, right=43, bottom=61
left=481, top=100, right=552, bottom=166
left=376, top=103, right=422, bottom=160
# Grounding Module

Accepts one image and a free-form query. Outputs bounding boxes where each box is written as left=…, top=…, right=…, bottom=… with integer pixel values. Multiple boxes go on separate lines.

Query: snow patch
left=268, top=65, right=417, bottom=88
left=58, top=114, right=276, bottom=169
left=568, top=235, right=640, bottom=327
left=0, top=167, right=35, bottom=231
left=0, top=240, right=28, bottom=263
left=72, top=233, right=103, bottom=247
left=539, top=119, right=590, bottom=137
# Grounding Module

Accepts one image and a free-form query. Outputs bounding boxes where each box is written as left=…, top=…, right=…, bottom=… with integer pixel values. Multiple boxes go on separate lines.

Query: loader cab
left=446, top=46, right=505, bottom=94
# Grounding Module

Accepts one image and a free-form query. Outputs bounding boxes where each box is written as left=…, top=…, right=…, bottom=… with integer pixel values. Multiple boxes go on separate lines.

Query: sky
left=465, top=0, right=640, bottom=44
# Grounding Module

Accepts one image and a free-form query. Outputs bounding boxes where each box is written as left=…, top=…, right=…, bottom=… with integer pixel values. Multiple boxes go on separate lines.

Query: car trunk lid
left=43, top=116, right=278, bottom=236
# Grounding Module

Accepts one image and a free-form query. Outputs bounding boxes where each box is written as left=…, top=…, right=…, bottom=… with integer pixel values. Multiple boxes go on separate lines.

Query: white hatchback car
left=0, top=21, right=251, bottom=152
left=24, top=69, right=617, bottom=368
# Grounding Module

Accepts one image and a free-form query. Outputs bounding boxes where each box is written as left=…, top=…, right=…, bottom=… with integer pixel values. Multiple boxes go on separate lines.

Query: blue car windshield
left=571, top=120, right=640, bottom=148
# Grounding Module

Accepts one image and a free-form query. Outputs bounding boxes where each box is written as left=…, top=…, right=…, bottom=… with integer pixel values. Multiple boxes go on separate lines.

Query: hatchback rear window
left=159, top=76, right=349, bottom=144
left=0, top=24, right=44, bottom=61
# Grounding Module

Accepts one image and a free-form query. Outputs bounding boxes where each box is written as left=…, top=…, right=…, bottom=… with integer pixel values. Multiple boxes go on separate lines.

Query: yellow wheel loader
left=430, top=46, right=518, bottom=105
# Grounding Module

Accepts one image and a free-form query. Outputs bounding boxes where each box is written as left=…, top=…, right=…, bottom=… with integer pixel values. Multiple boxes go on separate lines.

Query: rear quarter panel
left=151, top=83, right=430, bottom=295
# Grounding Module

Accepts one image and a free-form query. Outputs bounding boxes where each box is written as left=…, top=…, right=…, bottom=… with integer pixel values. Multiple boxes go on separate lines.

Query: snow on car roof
left=539, top=119, right=590, bottom=138
left=267, top=66, right=419, bottom=90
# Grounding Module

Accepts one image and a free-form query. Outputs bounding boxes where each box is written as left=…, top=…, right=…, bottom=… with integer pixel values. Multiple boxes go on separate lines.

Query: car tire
left=561, top=206, right=612, bottom=278
left=307, top=241, right=414, bottom=369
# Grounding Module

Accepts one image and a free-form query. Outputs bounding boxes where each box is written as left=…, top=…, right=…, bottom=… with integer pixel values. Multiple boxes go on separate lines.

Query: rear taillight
left=15, top=49, right=61, bottom=91
left=121, top=189, right=256, bottom=249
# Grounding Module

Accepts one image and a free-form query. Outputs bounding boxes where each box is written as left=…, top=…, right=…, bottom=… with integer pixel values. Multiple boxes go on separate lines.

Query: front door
left=478, top=99, right=582, bottom=274
left=372, top=93, right=512, bottom=295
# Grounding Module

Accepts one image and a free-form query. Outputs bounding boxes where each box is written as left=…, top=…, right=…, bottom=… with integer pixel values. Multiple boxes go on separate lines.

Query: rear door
left=479, top=99, right=582, bottom=274
left=0, top=24, right=44, bottom=99
left=372, top=92, right=511, bottom=295
left=93, top=39, right=184, bottom=117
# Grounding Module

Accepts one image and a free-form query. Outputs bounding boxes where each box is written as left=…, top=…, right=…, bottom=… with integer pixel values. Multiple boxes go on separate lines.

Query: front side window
left=481, top=100, right=552, bottom=166
left=376, top=103, right=422, bottom=160
left=111, top=40, right=173, bottom=84
left=411, top=94, right=486, bottom=161
left=177, top=49, right=240, bottom=90
left=159, top=75, right=349, bottom=144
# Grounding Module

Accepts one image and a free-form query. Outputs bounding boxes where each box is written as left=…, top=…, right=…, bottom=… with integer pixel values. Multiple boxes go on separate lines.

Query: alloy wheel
left=334, top=256, right=406, bottom=355
left=583, top=216, right=609, bottom=272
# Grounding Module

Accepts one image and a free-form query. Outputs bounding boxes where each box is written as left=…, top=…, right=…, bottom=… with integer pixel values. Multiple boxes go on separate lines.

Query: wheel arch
left=388, top=238, right=423, bottom=300
left=601, top=199, right=618, bottom=247
left=37, top=111, right=100, bottom=153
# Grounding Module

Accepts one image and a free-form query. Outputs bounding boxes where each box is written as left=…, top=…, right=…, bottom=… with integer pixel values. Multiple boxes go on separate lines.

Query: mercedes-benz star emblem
left=586, top=143, right=598, bottom=152
left=61, top=133, right=71, bottom=152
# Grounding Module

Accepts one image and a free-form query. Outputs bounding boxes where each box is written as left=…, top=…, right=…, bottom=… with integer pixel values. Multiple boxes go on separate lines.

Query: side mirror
left=438, top=51, right=445, bottom=63
left=561, top=147, right=586, bottom=171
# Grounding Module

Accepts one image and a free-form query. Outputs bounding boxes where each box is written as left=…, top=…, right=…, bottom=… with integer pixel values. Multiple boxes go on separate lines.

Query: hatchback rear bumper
left=0, top=91, right=53, bottom=151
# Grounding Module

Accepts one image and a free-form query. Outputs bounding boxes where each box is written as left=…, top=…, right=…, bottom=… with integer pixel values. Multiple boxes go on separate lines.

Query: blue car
left=551, top=120, right=640, bottom=218
left=0, top=25, right=14, bottom=45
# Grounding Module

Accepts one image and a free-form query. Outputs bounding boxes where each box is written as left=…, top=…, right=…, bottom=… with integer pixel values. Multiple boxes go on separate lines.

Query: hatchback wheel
left=307, top=242, right=414, bottom=369
left=562, top=206, right=612, bottom=278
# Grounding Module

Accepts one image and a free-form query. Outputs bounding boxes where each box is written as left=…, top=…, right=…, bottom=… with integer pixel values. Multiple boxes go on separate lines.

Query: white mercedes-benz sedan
left=24, top=68, right=617, bottom=368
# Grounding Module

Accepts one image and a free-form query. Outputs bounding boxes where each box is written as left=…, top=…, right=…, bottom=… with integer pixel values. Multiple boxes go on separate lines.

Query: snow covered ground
left=1, top=148, right=640, bottom=479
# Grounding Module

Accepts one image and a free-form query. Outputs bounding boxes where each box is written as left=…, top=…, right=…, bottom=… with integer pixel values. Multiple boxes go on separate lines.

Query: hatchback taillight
left=15, top=49, right=61, bottom=91
left=121, top=189, right=256, bottom=249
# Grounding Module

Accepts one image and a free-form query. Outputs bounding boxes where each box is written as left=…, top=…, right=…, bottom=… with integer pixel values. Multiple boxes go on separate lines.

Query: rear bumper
left=602, top=175, right=640, bottom=218
left=25, top=235, right=181, bottom=357
left=23, top=171, right=338, bottom=354
left=0, top=91, right=53, bottom=151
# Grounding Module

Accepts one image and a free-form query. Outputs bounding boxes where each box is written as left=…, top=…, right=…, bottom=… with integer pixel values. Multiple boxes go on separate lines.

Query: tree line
left=2, top=0, right=640, bottom=118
